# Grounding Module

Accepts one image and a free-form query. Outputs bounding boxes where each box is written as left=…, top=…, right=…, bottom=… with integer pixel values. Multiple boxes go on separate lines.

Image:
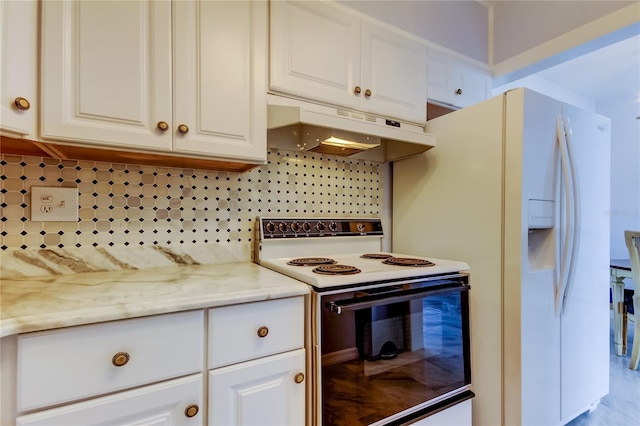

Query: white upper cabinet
left=427, top=49, right=491, bottom=109
left=41, top=0, right=266, bottom=163
left=0, top=0, right=38, bottom=137
left=41, top=0, right=172, bottom=150
left=270, top=0, right=428, bottom=123
left=172, top=0, right=266, bottom=162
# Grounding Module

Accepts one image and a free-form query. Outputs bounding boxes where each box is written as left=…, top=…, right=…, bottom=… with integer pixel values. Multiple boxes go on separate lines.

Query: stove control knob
left=302, top=222, right=312, bottom=233
left=290, top=222, right=301, bottom=233
left=265, top=222, right=276, bottom=234
left=316, top=222, right=326, bottom=232
left=328, top=221, right=338, bottom=232
left=278, top=222, right=288, bottom=233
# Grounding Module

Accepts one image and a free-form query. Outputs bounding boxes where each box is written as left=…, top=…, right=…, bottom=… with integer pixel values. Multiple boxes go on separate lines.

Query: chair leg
left=630, top=295, right=640, bottom=370
left=622, top=305, right=627, bottom=355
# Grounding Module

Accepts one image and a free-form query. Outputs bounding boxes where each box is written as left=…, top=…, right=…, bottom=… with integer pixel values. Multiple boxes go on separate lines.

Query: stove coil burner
left=312, top=264, right=362, bottom=275
left=361, top=253, right=393, bottom=259
left=383, top=257, right=435, bottom=267
left=287, top=257, right=337, bottom=266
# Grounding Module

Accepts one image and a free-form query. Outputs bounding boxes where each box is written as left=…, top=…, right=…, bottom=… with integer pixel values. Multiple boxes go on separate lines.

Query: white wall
left=598, top=100, right=640, bottom=258
left=492, top=74, right=596, bottom=111
left=492, top=1, right=636, bottom=64
left=338, top=0, right=490, bottom=63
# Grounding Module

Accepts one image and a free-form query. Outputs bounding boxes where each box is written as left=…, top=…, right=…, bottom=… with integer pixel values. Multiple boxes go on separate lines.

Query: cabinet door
left=361, top=21, right=427, bottom=123
left=16, top=374, right=203, bottom=426
left=173, top=0, right=266, bottom=162
left=0, top=0, right=38, bottom=137
left=427, top=50, right=490, bottom=109
left=452, top=60, right=491, bottom=108
left=41, top=0, right=172, bottom=150
left=426, top=50, right=455, bottom=106
left=209, top=349, right=306, bottom=426
left=270, top=0, right=361, bottom=109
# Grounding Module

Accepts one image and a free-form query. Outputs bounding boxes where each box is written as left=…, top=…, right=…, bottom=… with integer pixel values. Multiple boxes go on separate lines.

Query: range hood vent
left=266, top=94, right=436, bottom=162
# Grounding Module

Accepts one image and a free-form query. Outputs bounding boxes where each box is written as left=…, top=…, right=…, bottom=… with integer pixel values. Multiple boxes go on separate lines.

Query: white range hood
left=266, top=94, right=436, bottom=162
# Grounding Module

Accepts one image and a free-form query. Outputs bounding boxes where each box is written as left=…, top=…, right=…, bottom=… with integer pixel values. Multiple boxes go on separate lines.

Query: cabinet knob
left=455, top=88, right=463, bottom=95
left=177, top=124, right=189, bottom=134
left=294, top=372, right=305, bottom=384
left=184, top=404, right=199, bottom=418
left=364, top=89, right=372, bottom=97
left=157, top=121, right=169, bottom=132
left=112, top=351, right=130, bottom=367
left=354, top=86, right=362, bottom=94
left=257, top=326, right=269, bottom=338
left=14, top=97, right=31, bottom=111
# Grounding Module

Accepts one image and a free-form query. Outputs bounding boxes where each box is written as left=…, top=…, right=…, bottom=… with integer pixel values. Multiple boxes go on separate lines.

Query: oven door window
left=321, top=284, right=470, bottom=426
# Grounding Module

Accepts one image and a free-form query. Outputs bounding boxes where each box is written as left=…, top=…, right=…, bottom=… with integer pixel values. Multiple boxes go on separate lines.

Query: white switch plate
left=31, top=187, right=79, bottom=222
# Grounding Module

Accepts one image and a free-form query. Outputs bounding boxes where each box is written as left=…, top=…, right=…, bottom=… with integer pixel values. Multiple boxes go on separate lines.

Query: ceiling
left=534, top=35, right=640, bottom=103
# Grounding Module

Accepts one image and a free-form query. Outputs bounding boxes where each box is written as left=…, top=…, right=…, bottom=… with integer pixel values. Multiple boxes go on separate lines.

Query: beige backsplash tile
left=1, top=149, right=385, bottom=265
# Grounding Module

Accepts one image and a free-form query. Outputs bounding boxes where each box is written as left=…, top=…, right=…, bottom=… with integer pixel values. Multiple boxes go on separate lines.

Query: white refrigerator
left=393, top=88, right=610, bottom=426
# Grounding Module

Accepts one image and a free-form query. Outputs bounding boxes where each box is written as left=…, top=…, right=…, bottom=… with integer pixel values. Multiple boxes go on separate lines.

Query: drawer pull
left=364, top=89, right=372, bottom=97
left=257, top=326, right=269, bottom=338
left=111, top=351, right=130, bottom=367
left=157, top=121, right=169, bottom=131
left=184, top=403, right=199, bottom=418
left=14, top=97, right=31, bottom=111
left=354, top=86, right=362, bottom=94
left=178, top=124, right=189, bottom=134
left=294, top=372, right=305, bottom=384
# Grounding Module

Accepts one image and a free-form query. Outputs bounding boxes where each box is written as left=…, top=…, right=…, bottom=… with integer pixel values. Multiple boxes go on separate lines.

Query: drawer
left=17, top=374, right=203, bottom=426
left=208, top=297, right=304, bottom=368
left=18, top=310, right=204, bottom=411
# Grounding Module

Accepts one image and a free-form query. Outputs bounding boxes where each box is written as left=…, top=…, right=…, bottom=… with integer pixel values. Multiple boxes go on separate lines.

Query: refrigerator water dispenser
left=528, top=199, right=555, bottom=229
left=528, top=199, right=556, bottom=269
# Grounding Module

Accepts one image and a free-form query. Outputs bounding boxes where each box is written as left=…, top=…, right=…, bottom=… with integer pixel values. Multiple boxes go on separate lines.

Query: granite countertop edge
left=0, top=262, right=310, bottom=338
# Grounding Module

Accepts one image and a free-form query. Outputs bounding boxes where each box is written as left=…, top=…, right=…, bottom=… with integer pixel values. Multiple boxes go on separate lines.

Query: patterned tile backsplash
left=0, top=149, right=385, bottom=252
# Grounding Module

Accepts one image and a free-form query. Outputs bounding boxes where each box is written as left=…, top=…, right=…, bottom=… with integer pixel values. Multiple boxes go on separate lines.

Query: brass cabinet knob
left=257, top=326, right=269, bottom=338
left=157, top=121, right=169, bottom=131
left=112, top=351, right=130, bottom=367
left=184, top=404, right=199, bottom=418
left=294, top=372, right=305, bottom=384
left=364, top=89, right=372, bottom=97
left=14, top=97, right=31, bottom=111
left=177, top=124, right=189, bottom=134
left=354, top=86, right=362, bottom=94
left=455, top=88, right=463, bottom=95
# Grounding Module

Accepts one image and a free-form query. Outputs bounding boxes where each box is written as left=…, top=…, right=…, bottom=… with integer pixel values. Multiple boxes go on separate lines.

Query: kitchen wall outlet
left=31, top=187, right=79, bottom=222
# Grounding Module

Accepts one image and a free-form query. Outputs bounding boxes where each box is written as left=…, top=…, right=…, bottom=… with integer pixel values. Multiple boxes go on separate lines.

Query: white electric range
left=254, top=217, right=474, bottom=426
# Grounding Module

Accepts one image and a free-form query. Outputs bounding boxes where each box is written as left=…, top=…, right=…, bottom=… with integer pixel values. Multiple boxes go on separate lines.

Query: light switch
left=31, top=187, right=79, bottom=222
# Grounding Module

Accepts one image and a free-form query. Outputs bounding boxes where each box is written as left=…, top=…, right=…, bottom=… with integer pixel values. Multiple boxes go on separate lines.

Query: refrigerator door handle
left=556, top=116, right=575, bottom=315
left=561, top=116, right=581, bottom=312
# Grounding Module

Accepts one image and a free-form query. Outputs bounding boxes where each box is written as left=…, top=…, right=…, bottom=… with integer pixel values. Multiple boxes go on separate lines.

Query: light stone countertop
left=0, top=262, right=309, bottom=338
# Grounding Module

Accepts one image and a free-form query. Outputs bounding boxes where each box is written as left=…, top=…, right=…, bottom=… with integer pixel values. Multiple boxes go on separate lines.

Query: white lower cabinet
left=209, top=349, right=306, bottom=426
left=16, top=374, right=203, bottom=426
left=17, top=311, right=204, bottom=411
left=207, top=297, right=307, bottom=425
left=2, top=298, right=307, bottom=425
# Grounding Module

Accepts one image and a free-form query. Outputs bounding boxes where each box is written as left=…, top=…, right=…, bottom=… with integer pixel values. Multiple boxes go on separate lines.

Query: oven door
left=319, top=275, right=471, bottom=426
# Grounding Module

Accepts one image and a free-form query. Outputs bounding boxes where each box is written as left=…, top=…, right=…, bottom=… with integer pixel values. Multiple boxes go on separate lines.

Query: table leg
left=611, top=275, right=626, bottom=356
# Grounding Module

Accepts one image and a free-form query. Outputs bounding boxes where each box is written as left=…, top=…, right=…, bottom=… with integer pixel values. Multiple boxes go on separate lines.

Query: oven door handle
left=326, top=283, right=469, bottom=314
